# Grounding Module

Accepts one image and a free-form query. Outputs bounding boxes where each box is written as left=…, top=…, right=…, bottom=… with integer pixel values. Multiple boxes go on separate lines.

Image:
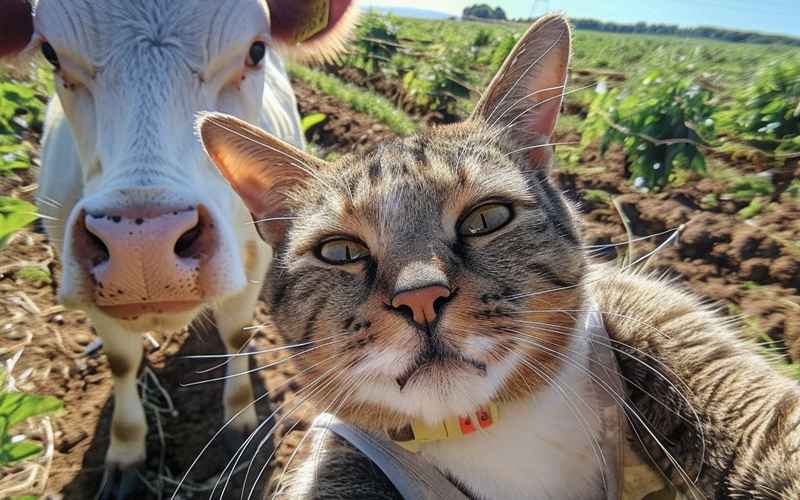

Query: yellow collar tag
left=293, top=0, right=330, bottom=44
left=391, top=403, right=500, bottom=453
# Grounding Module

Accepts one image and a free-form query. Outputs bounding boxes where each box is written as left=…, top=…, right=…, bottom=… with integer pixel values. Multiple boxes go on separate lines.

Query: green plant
left=737, top=198, right=766, bottom=219
left=347, top=13, right=400, bottom=75
left=787, top=179, right=800, bottom=198
left=721, top=60, right=800, bottom=154
left=488, top=33, right=518, bottom=76
left=288, top=64, right=416, bottom=136
left=15, top=266, right=51, bottom=286
left=300, top=112, right=327, bottom=133
left=726, top=175, right=774, bottom=201
left=0, top=369, right=63, bottom=466
left=0, top=197, right=37, bottom=247
left=471, top=29, right=492, bottom=48
left=582, top=67, right=716, bottom=189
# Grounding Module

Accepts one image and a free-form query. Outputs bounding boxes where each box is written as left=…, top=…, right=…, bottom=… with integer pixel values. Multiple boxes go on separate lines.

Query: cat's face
left=200, top=16, right=581, bottom=430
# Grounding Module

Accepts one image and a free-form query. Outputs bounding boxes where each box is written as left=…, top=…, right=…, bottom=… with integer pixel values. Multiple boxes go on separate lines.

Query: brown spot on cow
left=243, top=239, right=259, bottom=275
left=106, top=353, right=131, bottom=378
left=226, top=383, right=255, bottom=413
left=112, top=420, right=146, bottom=443
left=228, top=329, right=253, bottom=352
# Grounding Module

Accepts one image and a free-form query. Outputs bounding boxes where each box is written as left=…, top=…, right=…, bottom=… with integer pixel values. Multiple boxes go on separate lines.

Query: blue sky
left=362, top=0, right=800, bottom=37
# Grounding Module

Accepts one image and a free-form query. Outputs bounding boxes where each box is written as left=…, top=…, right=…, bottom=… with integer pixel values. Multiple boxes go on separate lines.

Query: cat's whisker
left=497, top=344, right=612, bottom=493
left=34, top=212, right=60, bottom=222
left=213, top=360, right=353, bottom=499
left=581, top=226, right=682, bottom=250
left=36, top=195, right=63, bottom=209
left=504, top=325, right=702, bottom=430
left=503, top=140, right=580, bottom=157
left=267, top=368, right=369, bottom=500
left=482, top=31, right=567, bottom=126
left=502, top=330, right=705, bottom=498
left=489, top=82, right=600, bottom=144
left=204, top=118, right=336, bottom=194
left=169, top=358, right=332, bottom=500
left=487, top=84, right=566, bottom=130
left=184, top=332, right=352, bottom=360
left=246, top=216, right=301, bottom=225
left=179, top=337, right=349, bottom=387
left=242, top=357, right=363, bottom=499
left=508, top=225, right=684, bottom=302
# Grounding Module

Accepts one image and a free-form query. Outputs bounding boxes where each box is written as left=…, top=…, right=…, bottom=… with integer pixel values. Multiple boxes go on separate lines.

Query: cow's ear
left=266, top=0, right=358, bottom=62
left=0, top=0, right=34, bottom=59
left=198, top=112, right=327, bottom=246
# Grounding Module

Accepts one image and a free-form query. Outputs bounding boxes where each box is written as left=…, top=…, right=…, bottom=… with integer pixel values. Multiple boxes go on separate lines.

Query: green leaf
left=0, top=197, right=38, bottom=247
left=300, top=112, right=327, bottom=133
left=0, top=392, right=63, bottom=429
left=1, top=438, right=43, bottom=463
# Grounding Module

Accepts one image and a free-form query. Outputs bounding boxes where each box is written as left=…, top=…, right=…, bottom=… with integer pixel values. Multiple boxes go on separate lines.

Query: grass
left=288, top=63, right=417, bottom=137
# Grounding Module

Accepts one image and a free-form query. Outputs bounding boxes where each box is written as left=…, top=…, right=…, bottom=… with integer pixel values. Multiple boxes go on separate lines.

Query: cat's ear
left=471, top=15, right=571, bottom=169
left=197, top=112, right=325, bottom=245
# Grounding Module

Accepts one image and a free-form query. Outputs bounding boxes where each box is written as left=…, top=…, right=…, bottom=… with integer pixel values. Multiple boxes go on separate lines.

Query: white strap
left=312, top=413, right=470, bottom=500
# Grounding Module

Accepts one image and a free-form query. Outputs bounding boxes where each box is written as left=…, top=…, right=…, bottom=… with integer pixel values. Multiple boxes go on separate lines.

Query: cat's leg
left=92, top=314, right=147, bottom=499
left=592, top=269, right=800, bottom=498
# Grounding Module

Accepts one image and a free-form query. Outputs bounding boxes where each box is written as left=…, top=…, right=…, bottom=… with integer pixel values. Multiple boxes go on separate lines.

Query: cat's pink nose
left=78, top=206, right=210, bottom=318
left=391, top=285, right=451, bottom=327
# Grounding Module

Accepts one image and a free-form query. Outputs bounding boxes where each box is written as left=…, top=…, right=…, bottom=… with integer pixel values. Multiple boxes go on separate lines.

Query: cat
left=197, top=15, right=800, bottom=500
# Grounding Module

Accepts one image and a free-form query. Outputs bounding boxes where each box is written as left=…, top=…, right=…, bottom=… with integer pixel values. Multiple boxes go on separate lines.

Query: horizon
left=362, top=0, right=800, bottom=38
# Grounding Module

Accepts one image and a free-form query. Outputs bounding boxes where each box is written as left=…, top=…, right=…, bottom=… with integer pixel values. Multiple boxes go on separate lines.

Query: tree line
left=522, top=17, right=800, bottom=47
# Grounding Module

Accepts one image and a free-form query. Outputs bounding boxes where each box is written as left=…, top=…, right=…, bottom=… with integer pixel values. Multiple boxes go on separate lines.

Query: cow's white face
left=22, top=0, right=347, bottom=331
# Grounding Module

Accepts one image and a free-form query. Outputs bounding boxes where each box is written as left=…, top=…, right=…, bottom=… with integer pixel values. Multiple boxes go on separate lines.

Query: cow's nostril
left=174, top=222, right=202, bottom=258
left=88, top=231, right=110, bottom=266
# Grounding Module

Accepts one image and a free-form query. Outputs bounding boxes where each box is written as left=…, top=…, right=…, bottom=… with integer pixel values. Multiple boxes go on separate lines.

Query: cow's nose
left=77, top=205, right=211, bottom=318
left=391, top=285, right=452, bottom=328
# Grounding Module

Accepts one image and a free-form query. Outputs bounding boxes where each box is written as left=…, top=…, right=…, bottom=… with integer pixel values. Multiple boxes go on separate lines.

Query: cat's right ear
left=471, top=15, right=571, bottom=170
left=197, top=112, right=325, bottom=246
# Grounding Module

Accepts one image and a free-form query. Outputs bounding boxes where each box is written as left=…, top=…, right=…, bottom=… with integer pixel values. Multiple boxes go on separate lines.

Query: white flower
left=653, top=162, right=661, bottom=170
left=595, top=80, right=608, bottom=95
left=704, top=118, right=714, bottom=127
left=634, top=177, right=646, bottom=188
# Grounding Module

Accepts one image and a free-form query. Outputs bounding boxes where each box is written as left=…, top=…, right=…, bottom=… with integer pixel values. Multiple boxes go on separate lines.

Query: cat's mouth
left=395, top=347, right=488, bottom=391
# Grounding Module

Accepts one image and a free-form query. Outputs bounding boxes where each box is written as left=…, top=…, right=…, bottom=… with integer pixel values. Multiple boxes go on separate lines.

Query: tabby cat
left=198, top=16, right=800, bottom=500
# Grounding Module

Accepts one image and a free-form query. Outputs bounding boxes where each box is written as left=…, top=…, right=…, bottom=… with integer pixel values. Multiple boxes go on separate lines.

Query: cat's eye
left=246, top=41, right=266, bottom=67
left=316, top=238, right=370, bottom=265
left=459, top=203, right=513, bottom=237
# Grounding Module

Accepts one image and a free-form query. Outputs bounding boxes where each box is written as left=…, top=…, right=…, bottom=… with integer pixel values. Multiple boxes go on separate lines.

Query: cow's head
left=1, top=0, right=356, bottom=331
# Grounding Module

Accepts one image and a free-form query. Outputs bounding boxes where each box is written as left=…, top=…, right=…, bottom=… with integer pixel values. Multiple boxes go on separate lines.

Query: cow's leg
left=214, top=240, right=271, bottom=445
left=92, top=315, right=147, bottom=499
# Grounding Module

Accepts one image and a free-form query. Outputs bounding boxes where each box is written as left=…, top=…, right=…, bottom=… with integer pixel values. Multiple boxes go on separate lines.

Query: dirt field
left=1, top=78, right=798, bottom=499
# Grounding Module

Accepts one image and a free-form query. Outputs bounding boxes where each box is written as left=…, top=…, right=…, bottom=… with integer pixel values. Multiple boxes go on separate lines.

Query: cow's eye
left=247, top=41, right=266, bottom=67
left=41, top=42, right=60, bottom=70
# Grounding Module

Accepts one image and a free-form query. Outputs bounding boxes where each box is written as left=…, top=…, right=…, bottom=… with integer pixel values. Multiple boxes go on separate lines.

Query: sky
left=361, top=0, right=800, bottom=37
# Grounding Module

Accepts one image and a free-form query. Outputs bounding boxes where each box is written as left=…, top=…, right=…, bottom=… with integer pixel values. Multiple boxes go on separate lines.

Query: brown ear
left=0, top=0, right=34, bottom=59
left=197, top=112, right=326, bottom=246
left=471, top=15, right=571, bottom=170
left=267, top=0, right=358, bottom=62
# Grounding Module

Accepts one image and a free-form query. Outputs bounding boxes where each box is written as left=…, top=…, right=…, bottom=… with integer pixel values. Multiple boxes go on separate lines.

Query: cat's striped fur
left=198, top=15, right=800, bottom=499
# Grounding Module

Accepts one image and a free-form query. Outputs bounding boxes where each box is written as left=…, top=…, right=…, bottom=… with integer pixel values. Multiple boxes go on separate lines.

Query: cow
left=0, top=0, right=356, bottom=496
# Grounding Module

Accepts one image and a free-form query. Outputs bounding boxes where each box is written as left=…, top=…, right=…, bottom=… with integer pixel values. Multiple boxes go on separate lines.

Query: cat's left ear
left=471, top=15, right=571, bottom=170
left=197, top=112, right=326, bottom=246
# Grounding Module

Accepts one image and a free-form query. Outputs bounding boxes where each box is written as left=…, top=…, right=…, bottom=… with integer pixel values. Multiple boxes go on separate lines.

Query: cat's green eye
left=316, top=238, right=370, bottom=265
left=459, top=203, right=513, bottom=237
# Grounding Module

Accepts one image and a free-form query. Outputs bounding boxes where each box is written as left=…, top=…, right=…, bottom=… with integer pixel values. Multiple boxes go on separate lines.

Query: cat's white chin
left=352, top=350, right=522, bottom=424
